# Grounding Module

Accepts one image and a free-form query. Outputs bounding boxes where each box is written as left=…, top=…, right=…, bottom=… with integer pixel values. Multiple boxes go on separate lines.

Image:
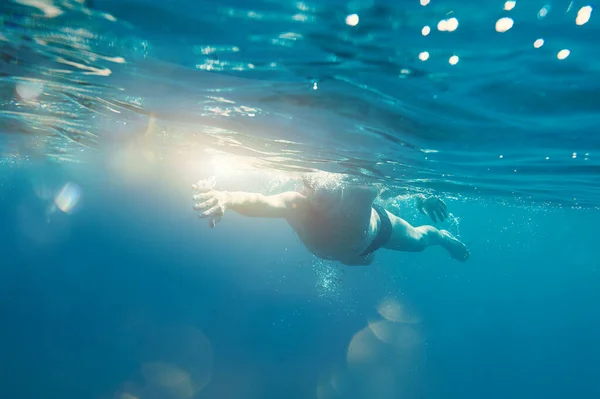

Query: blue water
left=1, top=0, right=600, bottom=398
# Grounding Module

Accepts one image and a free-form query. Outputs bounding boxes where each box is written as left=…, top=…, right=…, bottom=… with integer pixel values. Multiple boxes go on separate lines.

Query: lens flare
left=16, top=82, right=44, bottom=100
left=54, top=182, right=82, bottom=214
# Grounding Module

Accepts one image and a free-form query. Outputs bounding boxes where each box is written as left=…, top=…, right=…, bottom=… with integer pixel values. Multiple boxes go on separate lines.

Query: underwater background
left=1, top=0, right=599, bottom=398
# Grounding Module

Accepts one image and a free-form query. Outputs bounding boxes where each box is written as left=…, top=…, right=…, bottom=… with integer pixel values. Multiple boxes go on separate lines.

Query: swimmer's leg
left=383, top=211, right=469, bottom=262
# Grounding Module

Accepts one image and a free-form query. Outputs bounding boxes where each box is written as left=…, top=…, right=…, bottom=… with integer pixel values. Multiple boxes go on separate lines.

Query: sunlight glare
left=421, top=25, right=431, bottom=36
left=210, top=154, right=252, bottom=177
left=534, top=38, right=544, bottom=48
left=504, top=1, right=516, bottom=11
left=449, top=55, right=459, bottom=65
left=420, top=0, right=430, bottom=6
left=54, top=182, right=82, bottom=214
left=418, top=51, right=429, bottom=61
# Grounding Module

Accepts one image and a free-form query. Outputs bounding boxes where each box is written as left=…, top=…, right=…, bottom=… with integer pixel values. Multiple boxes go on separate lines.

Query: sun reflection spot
left=504, top=1, right=516, bottom=11
left=346, top=14, right=359, bottom=26
left=557, top=49, right=570, bottom=60
left=449, top=55, right=459, bottom=65
left=293, top=13, right=308, bottom=21
left=420, top=0, right=430, bottom=5
left=538, top=5, right=550, bottom=19
left=313, top=82, right=318, bottom=90
left=437, top=17, right=459, bottom=32
left=106, top=56, right=126, bottom=64
left=534, top=38, right=544, bottom=48
left=15, top=0, right=63, bottom=18
left=495, top=17, right=514, bottom=32
left=247, top=11, right=262, bottom=20
left=56, top=57, right=112, bottom=76
left=418, top=51, right=429, bottom=61
left=576, top=6, right=593, bottom=25
left=421, top=25, right=430, bottom=36
left=296, top=2, right=309, bottom=11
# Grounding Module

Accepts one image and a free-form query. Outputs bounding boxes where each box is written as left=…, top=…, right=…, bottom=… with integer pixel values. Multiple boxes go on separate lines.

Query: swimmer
left=192, top=176, right=469, bottom=266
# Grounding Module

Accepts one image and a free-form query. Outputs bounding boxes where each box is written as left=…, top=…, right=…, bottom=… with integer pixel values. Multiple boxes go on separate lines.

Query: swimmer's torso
left=286, top=186, right=379, bottom=265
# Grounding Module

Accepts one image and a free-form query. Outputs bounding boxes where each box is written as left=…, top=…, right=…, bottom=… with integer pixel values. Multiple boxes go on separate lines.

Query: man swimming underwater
left=192, top=176, right=469, bottom=266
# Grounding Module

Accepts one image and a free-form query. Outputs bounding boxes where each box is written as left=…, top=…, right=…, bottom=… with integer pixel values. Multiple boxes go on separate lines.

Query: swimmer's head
left=300, top=173, right=343, bottom=211
left=301, top=176, right=315, bottom=196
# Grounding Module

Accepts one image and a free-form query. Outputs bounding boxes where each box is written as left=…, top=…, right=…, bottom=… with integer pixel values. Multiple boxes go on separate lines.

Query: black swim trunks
left=360, top=204, right=392, bottom=256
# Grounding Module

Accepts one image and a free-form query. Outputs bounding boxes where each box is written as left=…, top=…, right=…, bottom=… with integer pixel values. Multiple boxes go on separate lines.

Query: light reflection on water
left=1, top=0, right=599, bottom=207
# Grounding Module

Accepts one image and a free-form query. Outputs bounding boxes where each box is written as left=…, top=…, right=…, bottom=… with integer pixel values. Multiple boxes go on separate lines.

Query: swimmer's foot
left=440, top=230, right=470, bottom=262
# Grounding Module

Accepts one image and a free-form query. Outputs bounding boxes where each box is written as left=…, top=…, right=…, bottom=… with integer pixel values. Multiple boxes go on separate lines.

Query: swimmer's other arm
left=414, top=193, right=449, bottom=223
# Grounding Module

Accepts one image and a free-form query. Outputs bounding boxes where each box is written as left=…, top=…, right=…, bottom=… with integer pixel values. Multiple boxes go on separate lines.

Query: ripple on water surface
left=0, top=0, right=598, bottom=206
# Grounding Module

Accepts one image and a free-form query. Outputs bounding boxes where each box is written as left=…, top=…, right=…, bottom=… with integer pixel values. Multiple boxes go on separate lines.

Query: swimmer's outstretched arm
left=192, top=178, right=306, bottom=227
left=223, top=191, right=306, bottom=218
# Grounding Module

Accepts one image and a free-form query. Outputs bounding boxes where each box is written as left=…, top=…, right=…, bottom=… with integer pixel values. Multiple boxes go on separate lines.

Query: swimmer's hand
left=415, top=194, right=448, bottom=223
left=192, top=177, right=230, bottom=228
